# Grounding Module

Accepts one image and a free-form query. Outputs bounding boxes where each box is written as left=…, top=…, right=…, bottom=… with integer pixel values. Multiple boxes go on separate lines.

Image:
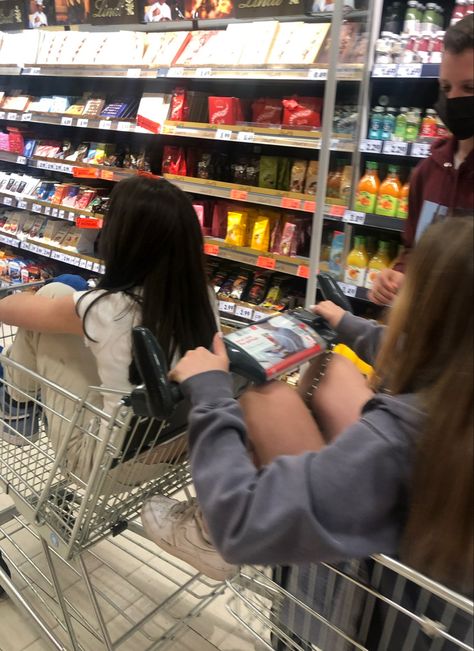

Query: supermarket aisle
left=0, top=489, right=258, bottom=651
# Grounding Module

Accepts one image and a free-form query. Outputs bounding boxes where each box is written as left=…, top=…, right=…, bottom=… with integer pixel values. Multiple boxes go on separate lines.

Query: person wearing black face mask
left=369, top=15, right=474, bottom=306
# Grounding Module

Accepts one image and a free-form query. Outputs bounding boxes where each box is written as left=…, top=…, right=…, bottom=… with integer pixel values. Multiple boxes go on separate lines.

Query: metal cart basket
left=0, top=281, right=225, bottom=650
left=227, top=555, right=473, bottom=651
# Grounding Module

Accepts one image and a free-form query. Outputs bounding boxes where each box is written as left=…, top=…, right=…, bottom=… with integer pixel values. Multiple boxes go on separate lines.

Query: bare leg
left=239, top=381, right=325, bottom=467
left=298, top=353, right=374, bottom=443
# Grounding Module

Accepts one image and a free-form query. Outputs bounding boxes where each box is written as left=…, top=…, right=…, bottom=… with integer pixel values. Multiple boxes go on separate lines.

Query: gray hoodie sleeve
left=336, top=312, right=386, bottom=366
left=182, top=371, right=411, bottom=567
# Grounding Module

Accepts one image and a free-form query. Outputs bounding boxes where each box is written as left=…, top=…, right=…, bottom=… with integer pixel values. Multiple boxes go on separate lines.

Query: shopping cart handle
left=317, top=272, right=354, bottom=313
left=131, top=327, right=182, bottom=420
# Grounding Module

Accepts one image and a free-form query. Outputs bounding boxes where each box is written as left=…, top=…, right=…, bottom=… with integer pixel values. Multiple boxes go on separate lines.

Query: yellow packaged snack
left=250, top=214, right=271, bottom=252
left=225, top=211, right=248, bottom=247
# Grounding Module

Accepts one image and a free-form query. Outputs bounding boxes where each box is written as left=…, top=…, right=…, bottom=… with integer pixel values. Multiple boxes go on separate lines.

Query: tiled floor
left=0, top=489, right=260, bottom=651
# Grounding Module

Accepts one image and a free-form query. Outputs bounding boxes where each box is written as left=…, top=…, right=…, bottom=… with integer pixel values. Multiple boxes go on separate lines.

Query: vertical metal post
left=305, top=0, right=345, bottom=306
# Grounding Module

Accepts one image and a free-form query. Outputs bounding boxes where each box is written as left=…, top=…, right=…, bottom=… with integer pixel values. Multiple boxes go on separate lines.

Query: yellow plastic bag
left=333, top=344, right=373, bottom=377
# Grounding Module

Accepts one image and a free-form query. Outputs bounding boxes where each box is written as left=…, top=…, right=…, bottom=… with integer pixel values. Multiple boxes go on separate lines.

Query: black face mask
left=434, top=93, right=474, bottom=141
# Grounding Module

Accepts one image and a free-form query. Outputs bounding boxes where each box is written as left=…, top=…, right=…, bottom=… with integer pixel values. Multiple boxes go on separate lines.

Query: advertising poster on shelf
left=0, top=0, right=25, bottom=29
left=28, top=0, right=56, bottom=26
left=234, top=0, right=301, bottom=19
left=142, top=0, right=183, bottom=22
left=183, top=0, right=233, bottom=20
left=91, top=0, right=137, bottom=23
left=55, top=0, right=89, bottom=24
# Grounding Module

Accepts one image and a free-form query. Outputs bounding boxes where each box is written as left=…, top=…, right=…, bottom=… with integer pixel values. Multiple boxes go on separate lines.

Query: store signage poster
left=55, top=0, right=89, bottom=24
left=92, top=0, right=137, bottom=23
left=0, top=0, right=25, bottom=29
left=27, top=0, right=56, bottom=27
left=235, top=0, right=301, bottom=19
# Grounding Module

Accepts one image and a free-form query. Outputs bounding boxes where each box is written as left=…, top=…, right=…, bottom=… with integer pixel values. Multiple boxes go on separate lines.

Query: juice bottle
left=354, top=162, right=380, bottom=213
left=405, top=108, right=421, bottom=142
left=344, top=236, right=368, bottom=287
left=376, top=165, right=402, bottom=217
left=420, top=109, right=437, bottom=139
left=397, top=179, right=410, bottom=219
left=381, top=107, right=397, bottom=141
left=368, top=106, right=385, bottom=140
left=394, top=107, right=409, bottom=141
left=365, top=241, right=392, bottom=290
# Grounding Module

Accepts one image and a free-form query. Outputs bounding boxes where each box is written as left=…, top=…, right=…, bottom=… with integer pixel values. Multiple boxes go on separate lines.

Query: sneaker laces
left=170, top=498, right=212, bottom=543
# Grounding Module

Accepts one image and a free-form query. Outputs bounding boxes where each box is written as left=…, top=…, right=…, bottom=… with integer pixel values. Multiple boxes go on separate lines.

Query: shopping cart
left=0, top=280, right=225, bottom=650
left=226, top=556, right=474, bottom=651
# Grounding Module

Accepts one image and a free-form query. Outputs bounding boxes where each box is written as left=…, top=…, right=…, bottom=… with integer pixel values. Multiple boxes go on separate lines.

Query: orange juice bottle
left=397, top=179, right=410, bottom=219
left=354, top=162, right=380, bottom=213
left=344, top=236, right=368, bottom=287
left=365, top=240, right=391, bottom=289
left=376, top=165, right=402, bottom=217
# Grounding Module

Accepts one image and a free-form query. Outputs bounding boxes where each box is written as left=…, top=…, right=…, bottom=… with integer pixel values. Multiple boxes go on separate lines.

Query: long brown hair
left=373, top=218, right=473, bottom=591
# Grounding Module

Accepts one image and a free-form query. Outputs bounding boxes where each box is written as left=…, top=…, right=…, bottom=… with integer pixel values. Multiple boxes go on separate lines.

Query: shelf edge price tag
left=60, top=116, right=73, bottom=126
left=77, top=118, right=89, bottom=128
left=237, top=131, right=255, bottom=143
left=7, top=112, right=18, bottom=121
left=17, top=199, right=28, bottom=210
left=230, top=189, right=248, bottom=201
left=16, top=156, right=27, bottom=165
left=383, top=140, right=408, bottom=156
left=218, top=300, right=235, bottom=315
left=343, top=210, right=366, bottom=225
left=360, top=139, right=382, bottom=154
left=297, top=265, right=310, bottom=279
left=92, top=262, right=100, bottom=272
left=204, top=242, right=219, bottom=256
left=117, top=121, right=130, bottom=132
left=257, top=255, right=276, bottom=270
left=339, top=282, right=358, bottom=298
left=21, top=113, right=32, bottom=122
left=372, top=64, right=397, bottom=78
left=126, top=68, right=141, bottom=78
left=215, top=128, right=232, bottom=141
left=197, top=67, right=212, bottom=78
left=76, top=217, right=102, bottom=229
left=51, top=208, right=58, bottom=217
left=32, top=203, right=43, bottom=214
left=168, top=67, right=184, bottom=77
left=308, top=68, right=328, bottom=80
left=99, top=120, right=112, bottom=130
left=329, top=204, right=346, bottom=218
left=397, top=63, right=422, bottom=78
left=252, top=310, right=267, bottom=322
left=235, top=305, right=253, bottom=320
left=3, top=196, right=13, bottom=206
left=100, top=169, right=114, bottom=181
left=44, top=206, right=51, bottom=215
left=281, top=197, right=301, bottom=210
left=58, top=209, right=65, bottom=219
left=303, top=201, right=316, bottom=213
left=411, top=142, right=431, bottom=158
left=0, top=112, right=4, bottom=120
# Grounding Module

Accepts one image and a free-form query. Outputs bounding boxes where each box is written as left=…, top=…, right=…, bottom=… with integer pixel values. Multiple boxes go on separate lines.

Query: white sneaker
left=141, top=496, right=237, bottom=582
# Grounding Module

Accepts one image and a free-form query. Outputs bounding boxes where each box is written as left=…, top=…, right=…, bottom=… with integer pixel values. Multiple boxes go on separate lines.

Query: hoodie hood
left=429, top=137, right=474, bottom=176
left=361, top=393, right=424, bottom=444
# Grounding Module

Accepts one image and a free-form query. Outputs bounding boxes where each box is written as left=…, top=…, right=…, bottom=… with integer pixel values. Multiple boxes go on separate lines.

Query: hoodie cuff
left=181, top=371, right=234, bottom=406
left=336, top=312, right=370, bottom=345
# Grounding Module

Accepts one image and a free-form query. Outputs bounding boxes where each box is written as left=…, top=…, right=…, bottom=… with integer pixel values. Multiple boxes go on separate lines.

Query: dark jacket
left=395, top=137, right=474, bottom=271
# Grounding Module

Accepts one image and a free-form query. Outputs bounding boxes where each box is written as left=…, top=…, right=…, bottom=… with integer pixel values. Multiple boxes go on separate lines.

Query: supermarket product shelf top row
left=0, top=110, right=355, bottom=153
left=0, top=63, right=364, bottom=82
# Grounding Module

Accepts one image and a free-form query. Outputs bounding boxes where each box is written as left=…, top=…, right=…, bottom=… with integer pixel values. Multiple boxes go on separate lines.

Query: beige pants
left=4, top=283, right=186, bottom=490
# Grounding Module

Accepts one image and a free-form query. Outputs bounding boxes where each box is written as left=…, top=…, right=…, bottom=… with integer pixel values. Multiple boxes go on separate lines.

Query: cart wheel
left=0, top=550, right=11, bottom=597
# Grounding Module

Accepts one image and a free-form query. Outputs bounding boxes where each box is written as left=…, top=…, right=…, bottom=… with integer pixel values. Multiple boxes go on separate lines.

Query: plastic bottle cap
left=399, top=107, right=409, bottom=112
left=355, top=236, right=366, bottom=245
left=388, top=165, right=399, bottom=173
left=386, top=107, right=397, bottom=113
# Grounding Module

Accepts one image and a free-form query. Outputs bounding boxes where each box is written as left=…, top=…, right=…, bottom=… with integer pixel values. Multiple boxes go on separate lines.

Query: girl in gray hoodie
left=143, top=219, right=473, bottom=607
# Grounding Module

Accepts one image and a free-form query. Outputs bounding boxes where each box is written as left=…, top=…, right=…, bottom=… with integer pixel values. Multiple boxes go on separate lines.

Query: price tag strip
left=382, top=141, right=408, bottom=156
left=360, top=139, right=382, bottom=154
left=344, top=210, right=366, bottom=225
left=372, top=64, right=397, bottom=78
left=411, top=142, right=431, bottom=158
left=338, top=282, right=358, bottom=298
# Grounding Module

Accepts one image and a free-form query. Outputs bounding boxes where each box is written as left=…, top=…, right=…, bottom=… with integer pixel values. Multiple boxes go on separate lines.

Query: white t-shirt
left=73, top=288, right=219, bottom=417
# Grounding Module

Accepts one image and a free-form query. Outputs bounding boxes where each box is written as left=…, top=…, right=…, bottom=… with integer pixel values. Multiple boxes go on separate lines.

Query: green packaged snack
left=258, top=156, right=279, bottom=189
left=277, top=157, right=291, bottom=191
